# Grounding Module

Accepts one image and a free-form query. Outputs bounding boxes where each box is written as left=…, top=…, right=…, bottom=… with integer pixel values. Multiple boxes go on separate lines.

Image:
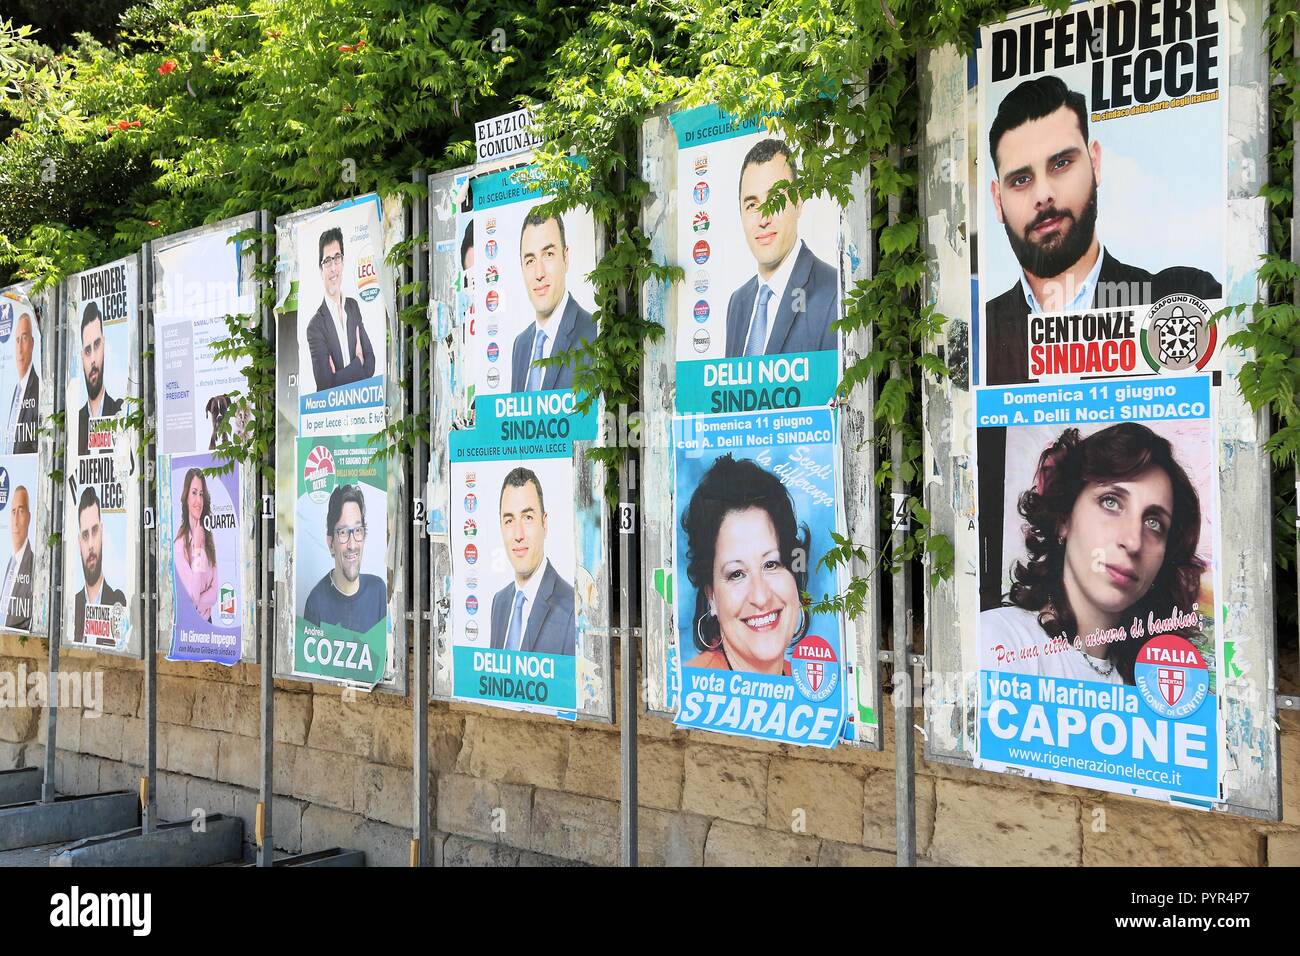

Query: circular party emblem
left=692, top=329, right=710, bottom=353
left=463, top=518, right=477, bottom=537
left=302, top=445, right=336, bottom=502
left=694, top=154, right=709, bottom=176
left=485, top=217, right=497, bottom=235
left=693, top=270, right=709, bottom=294
left=486, top=368, right=501, bottom=388
left=790, top=634, right=839, bottom=702
left=463, top=543, right=478, bottom=564
left=465, top=595, right=479, bottom=615
left=486, top=342, right=500, bottom=363
left=692, top=240, right=710, bottom=265
left=486, top=290, right=499, bottom=312
left=1134, top=633, right=1210, bottom=719
left=692, top=211, right=710, bottom=233
left=1142, top=295, right=1217, bottom=372
left=484, top=239, right=498, bottom=260
left=693, top=181, right=710, bottom=204
left=693, top=300, right=710, bottom=323
left=463, top=493, right=477, bottom=513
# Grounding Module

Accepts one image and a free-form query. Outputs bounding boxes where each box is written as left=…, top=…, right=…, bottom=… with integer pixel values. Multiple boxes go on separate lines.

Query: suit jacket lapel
left=542, top=300, right=579, bottom=390
left=729, top=279, right=758, bottom=356
left=764, top=245, right=813, bottom=355
left=320, top=302, right=345, bottom=371
left=521, top=564, right=557, bottom=652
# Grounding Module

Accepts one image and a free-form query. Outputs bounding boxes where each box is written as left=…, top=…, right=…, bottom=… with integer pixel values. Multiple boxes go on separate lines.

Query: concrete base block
left=50, top=815, right=244, bottom=867
left=277, top=847, right=366, bottom=867
left=0, top=768, right=41, bottom=806
left=0, top=792, right=138, bottom=851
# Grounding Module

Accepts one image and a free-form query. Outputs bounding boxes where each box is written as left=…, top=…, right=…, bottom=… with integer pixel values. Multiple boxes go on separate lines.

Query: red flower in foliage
left=147, top=220, right=162, bottom=227
left=338, top=40, right=365, bottom=52
left=157, top=60, right=177, bottom=75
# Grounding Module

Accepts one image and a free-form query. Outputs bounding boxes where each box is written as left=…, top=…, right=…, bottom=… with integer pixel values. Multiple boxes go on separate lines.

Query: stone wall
left=2, top=633, right=1297, bottom=865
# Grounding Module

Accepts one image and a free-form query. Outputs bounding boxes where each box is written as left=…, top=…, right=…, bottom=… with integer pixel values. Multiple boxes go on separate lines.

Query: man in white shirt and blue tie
left=488, top=466, right=576, bottom=656
left=723, top=138, right=839, bottom=358
left=508, top=210, right=597, bottom=393
left=2, top=484, right=33, bottom=630
left=5, top=309, right=38, bottom=455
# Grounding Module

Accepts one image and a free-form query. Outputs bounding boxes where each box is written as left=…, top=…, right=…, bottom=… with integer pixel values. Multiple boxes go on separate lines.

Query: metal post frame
left=918, top=0, right=1280, bottom=818
left=140, top=242, right=159, bottom=834
left=258, top=208, right=276, bottom=866
left=410, top=167, right=430, bottom=867
left=41, top=279, right=65, bottom=804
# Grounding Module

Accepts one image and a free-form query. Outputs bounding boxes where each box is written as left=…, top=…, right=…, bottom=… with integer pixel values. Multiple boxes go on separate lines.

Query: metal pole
left=619, top=455, right=637, bottom=867
left=411, top=168, right=430, bottom=867
left=887, top=145, right=916, bottom=867
left=141, top=244, right=158, bottom=834
left=1292, top=23, right=1298, bottom=689
left=41, top=281, right=65, bottom=804
left=257, top=210, right=276, bottom=866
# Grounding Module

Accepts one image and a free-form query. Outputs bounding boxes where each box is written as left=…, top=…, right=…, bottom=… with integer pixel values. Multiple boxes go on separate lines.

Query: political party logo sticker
left=465, top=594, right=479, bottom=615
left=1135, top=633, right=1210, bottom=720
left=486, top=290, right=500, bottom=312
left=486, top=368, right=501, bottom=388
left=463, top=518, right=478, bottom=537
left=692, top=329, right=710, bottom=353
left=692, top=181, right=710, bottom=205
left=465, top=619, right=479, bottom=641
left=791, top=635, right=840, bottom=702
left=218, top=583, right=236, bottom=627
left=465, top=574, right=478, bottom=590
left=694, top=154, right=709, bottom=176
left=485, top=217, right=497, bottom=235
left=464, top=493, right=478, bottom=513
left=302, top=445, right=336, bottom=502
left=485, top=266, right=500, bottom=284
left=1142, top=295, right=1217, bottom=372
left=694, top=270, right=710, bottom=294
left=486, top=321, right=499, bottom=337
left=465, top=471, right=477, bottom=489
left=464, top=543, right=479, bottom=564
left=0, top=467, right=8, bottom=510
left=692, top=211, right=711, bottom=233
left=693, top=300, right=710, bottom=323
left=0, top=304, right=10, bottom=342
left=486, top=342, right=500, bottom=363
left=356, top=253, right=381, bottom=302
left=692, top=240, right=710, bottom=265
left=485, top=239, right=498, bottom=260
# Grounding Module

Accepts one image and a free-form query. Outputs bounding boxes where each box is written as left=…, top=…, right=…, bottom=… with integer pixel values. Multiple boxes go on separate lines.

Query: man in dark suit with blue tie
left=489, top=467, right=576, bottom=656
left=304, top=226, right=376, bottom=393
left=724, top=139, right=839, bottom=358
left=509, top=210, right=597, bottom=392
left=6, top=309, right=39, bottom=455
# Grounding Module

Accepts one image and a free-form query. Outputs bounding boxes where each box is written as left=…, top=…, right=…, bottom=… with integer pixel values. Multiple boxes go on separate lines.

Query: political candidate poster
left=0, top=286, right=45, bottom=635
left=466, top=163, right=598, bottom=405
left=669, top=104, right=842, bottom=416
left=970, top=0, right=1229, bottom=803
left=975, top=0, right=1225, bottom=388
left=63, top=256, right=140, bottom=655
left=153, top=221, right=257, bottom=664
left=975, top=378, right=1221, bottom=802
left=291, top=196, right=390, bottom=687
left=447, top=391, right=596, bottom=714
left=672, top=408, right=847, bottom=747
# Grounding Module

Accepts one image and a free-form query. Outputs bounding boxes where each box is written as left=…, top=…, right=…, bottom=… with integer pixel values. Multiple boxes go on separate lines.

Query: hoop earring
left=696, top=611, right=722, bottom=651
left=795, top=607, right=809, bottom=641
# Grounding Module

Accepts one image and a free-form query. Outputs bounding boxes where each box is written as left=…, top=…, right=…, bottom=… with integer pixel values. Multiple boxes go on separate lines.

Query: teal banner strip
left=453, top=645, right=576, bottom=710
left=675, top=349, right=839, bottom=414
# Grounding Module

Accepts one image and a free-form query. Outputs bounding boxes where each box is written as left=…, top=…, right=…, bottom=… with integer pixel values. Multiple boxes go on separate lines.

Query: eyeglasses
left=320, top=252, right=344, bottom=268
left=332, top=524, right=367, bottom=543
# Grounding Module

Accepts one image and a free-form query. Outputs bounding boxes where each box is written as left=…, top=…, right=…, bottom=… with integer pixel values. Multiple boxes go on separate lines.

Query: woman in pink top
left=174, top=467, right=218, bottom=622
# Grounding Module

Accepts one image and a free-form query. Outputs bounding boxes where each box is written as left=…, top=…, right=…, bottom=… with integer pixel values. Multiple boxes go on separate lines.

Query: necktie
left=1, top=556, right=16, bottom=614
left=506, top=589, right=526, bottom=651
left=6, top=384, right=18, bottom=453
left=744, top=284, right=774, bottom=357
left=526, top=329, right=548, bottom=391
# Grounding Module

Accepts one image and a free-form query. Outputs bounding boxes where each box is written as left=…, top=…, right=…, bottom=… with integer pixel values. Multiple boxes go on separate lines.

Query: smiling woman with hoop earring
left=681, top=454, right=811, bottom=675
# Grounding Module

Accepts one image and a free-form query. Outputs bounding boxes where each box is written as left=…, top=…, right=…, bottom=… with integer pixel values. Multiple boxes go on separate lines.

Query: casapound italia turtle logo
left=1142, top=294, right=1217, bottom=373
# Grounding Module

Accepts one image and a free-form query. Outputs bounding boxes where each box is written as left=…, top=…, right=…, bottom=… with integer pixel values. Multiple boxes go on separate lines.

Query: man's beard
left=85, top=367, right=103, bottom=402
left=1005, top=182, right=1099, bottom=280
left=82, top=553, right=101, bottom=587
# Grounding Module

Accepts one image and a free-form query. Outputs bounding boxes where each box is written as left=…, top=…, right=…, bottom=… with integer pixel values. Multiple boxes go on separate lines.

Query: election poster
left=63, top=257, right=140, bottom=655
left=291, top=196, right=391, bottom=687
left=669, top=104, right=842, bottom=415
left=975, top=378, right=1221, bottom=802
left=447, top=391, right=597, bottom=714
left=671, top=408, right=847, bottom=747
left=0, top=285, right=45, bottom=635
left=466, top=162, right=599, bottom=404
left=153, top=220, right=257, bottom=664
left=975, top=0, right=1225, bottom=388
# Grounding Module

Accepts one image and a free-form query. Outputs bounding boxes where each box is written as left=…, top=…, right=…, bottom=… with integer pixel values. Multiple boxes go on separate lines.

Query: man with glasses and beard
left=304, top=483, right=386, bottom=634
left=983, top=75, right=1221, bottom=387
left=305, top=226, right=376, bottom=393
left=73, top=486, right=126, bottom=646
left=76, top=301, right=123, bottom=457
